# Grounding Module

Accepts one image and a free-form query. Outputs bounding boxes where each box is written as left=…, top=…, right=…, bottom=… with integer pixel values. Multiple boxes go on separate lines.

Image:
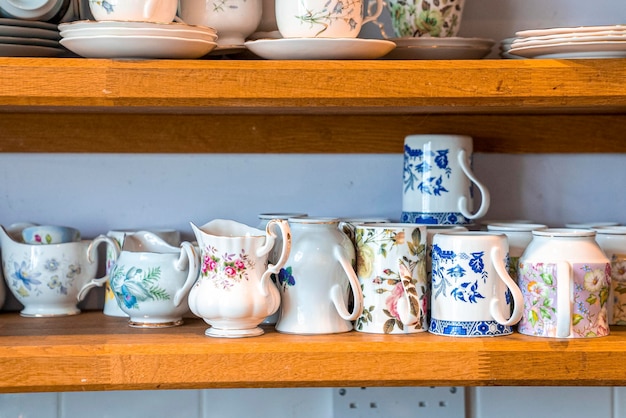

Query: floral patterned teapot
left=0, top=223, right=120, bottom=317
left=189, top=219, right=291, bottom=338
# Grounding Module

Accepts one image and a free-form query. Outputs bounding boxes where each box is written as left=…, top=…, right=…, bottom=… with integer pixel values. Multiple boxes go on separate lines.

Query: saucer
left=384, top=37, right=494, bottom=60
left=60, top=34, right=217, bottom=58
left=508, top=40, right=626, bottom=59
left=244, top=37, right=395, bottom=60
left=0, top=42, right=64, bottom=56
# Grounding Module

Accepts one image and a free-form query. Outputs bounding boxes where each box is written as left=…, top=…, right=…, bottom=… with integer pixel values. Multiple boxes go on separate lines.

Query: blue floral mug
left=402, top=134, right=490, bottom=225
left=429, top=232, right=523, bottom=337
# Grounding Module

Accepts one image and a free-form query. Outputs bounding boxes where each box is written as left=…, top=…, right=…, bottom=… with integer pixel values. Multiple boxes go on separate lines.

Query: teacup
left=110, top=232, right=199, bottom=328
left=178, top=0, right=262, bottom=46
left=22, top=225, right=81, bottom=245
left=89, top=0, right=178, bottom=22
left=386, top=0, right=466, bottom=38
left=275, top=0, right=384, bottom=38
left=0, top=225, right=120, bottom=317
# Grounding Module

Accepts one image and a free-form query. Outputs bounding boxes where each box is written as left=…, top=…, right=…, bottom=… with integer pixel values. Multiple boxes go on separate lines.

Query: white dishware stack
left=58, top=0, right=218, bottom=59
left=507, top=24, right=626, bottom=59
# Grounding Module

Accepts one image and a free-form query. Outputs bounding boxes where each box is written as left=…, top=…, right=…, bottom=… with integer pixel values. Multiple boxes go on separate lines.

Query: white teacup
left=386, top=0, right=466, bottom=38
left=179, top=0, right=262, bottom=46
left=275, top=0, right=384, bottom=38
left=89, top=0, right=178, bottom=22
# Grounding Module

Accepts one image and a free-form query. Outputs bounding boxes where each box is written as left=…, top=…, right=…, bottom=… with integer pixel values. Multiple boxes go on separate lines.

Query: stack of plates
left=384, top=37, right=495, bottom=60
left=499, top=37, right=524, bottom=59
left=0, top=18, right=65, bottom=57
left=58, top=20, right=218, bottom=59
left=508, top=24, right=626, bottom=59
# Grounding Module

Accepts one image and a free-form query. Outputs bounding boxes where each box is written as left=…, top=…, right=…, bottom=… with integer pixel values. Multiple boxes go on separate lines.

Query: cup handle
left=258, top=219, right=291, bottom=297
left=489, top=246, right=524, bottom=326
left=457, top=149, right=490, bottom=220
left=77, top=235, right=121, bottom=302
left=330, top=245, right=364, bottom=321
left=555, top=261, right=572, bottom=338
left=395, top=261, right=421, bottom=326
left=173, top=241, right=200, bottom=307
left=363, top=0, right=387, bottom=25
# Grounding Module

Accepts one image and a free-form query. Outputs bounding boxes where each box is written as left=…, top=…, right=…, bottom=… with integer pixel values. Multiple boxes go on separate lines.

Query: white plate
left=508, top=41, right=626, bottom=59
left=0, top=42, right=64, bottom=56
left=60, top=20, right=216, bottom=34
left=383, top=45, right=492, bottom=60
left=60, top=34, right=217, bottom=58
left=60, top=26, right=217, bottom=42
left=0, top=35, right=59, bottom=47
left=391, top=36, right=495, bottom=49
left=516, top=25, right=626, bottom=38
left=0, top=17, right=58, bottom=30
left=244, top=38, right=395, bottom=60
left=512, top=34, right=626, bottom=48
left=0, top=24, right=60, bottom=40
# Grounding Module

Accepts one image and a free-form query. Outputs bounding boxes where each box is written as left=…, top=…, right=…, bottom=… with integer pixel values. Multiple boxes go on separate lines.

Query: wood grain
left=0, top=312, right=624, bottom=392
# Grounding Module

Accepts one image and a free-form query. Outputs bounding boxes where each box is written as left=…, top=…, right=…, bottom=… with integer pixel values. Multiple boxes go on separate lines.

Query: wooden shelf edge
left=0, top=58, right=625, bottom=113
left=0, top=312, right=625, bottom=393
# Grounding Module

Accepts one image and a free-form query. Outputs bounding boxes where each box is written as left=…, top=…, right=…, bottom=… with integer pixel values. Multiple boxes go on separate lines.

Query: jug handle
left=394, top=260, right=421, bottom=327
left=457, top=149, right=490, bottom=220
left=330, top=245, right=364, bottom=321
left=173, top=241, right=200, bottom=307
left=258, top=219, right=291, bottom=297
left=489, top=246, right=524, bottom=326
left=77, top=235, right=121, bottom=302
left=368, top=0, right=391, bottom=39
left=555, top=261, right=572, bottom=338
left=363, top=0, right=384, bottom=26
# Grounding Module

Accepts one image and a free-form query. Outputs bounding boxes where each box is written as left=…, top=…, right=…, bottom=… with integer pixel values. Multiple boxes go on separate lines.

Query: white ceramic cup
left=517, top=229, right=611, bottom=338
left=179, top=0, right=262, bottom=46
left=429, top=232, right=523, bottom=337
left=354, top=223, right=428, bottom=334
left=594, top=226, right=626, bottom=325
left=275, top=0, right=384, bottom=38
left=89, top=0, right=178, bottom=22
left=401, top=134, right=490, bottom=225
left=385, top=0, right=465, bottom=38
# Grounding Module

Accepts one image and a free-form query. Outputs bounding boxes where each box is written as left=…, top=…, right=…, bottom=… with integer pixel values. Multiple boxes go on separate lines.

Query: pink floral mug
left=518, top=229, right=611, bottom=338
left=354, top=223, right=428, bottom=334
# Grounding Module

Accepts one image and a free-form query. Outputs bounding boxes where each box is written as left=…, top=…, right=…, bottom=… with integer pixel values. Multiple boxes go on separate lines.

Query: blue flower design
left=12, top=261, right=42, bottom=290
left=102, top=0, right=114, bottom=13
left=120, top=284, right=137, bottom=309
left=468, top=252, right=485, bottom=274
left=434, top=150, right=449, bottom=170
left=404, top=145, right=423, bottom=158
left=447, top=264, right=465, bottom=278
left=278, top=267, right=295, bottom=289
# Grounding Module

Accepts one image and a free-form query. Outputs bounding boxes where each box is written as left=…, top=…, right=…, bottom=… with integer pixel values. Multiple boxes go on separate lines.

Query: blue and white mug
left=429, top=232, right=523, bottom=337
left=401, top=134, right=489, bottom=225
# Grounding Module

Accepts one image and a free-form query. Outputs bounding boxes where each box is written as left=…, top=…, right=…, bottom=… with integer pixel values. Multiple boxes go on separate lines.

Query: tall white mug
left=402, top=134, right=489, bottom=225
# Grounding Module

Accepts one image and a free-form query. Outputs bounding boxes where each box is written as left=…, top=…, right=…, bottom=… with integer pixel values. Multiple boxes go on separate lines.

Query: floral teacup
left=386, top=0, right=466, bottom=38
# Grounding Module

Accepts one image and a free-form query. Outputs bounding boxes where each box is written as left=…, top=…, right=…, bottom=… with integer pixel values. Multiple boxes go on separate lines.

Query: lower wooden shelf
left=0, top=311, right=623, bottom=393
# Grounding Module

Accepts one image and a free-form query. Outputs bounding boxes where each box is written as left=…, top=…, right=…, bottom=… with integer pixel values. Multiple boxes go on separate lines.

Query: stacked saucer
left=508, top=24, right=626, bottom=59
left=384, top=37, right=495, bottom=60
left=58, top=20, right=218, bottom=59
left=0, top=18, right=65, bottom=57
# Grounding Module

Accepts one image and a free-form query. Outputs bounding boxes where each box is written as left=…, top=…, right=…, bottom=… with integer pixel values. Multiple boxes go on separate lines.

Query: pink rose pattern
left=518, top=262, right=610, bottom=338
left=200, top=245, right=254, bottom=290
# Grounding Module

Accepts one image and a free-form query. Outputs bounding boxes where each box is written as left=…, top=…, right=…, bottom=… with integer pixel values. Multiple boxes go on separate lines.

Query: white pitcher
left=188, top=219, right=291, bottom=338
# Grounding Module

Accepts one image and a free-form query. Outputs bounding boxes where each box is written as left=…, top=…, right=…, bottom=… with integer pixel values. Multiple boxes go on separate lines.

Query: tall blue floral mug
left=402, top=134, right=490, bottom=225
left=429, top=232, right=523, bottom=337
left=354, top=223, right=428, bottom=334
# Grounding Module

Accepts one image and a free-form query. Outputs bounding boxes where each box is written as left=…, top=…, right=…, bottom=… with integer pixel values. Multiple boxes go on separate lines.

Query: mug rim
left=533, top=228, right=595, bottom=237
left=487, top=223, right=548, bottom=232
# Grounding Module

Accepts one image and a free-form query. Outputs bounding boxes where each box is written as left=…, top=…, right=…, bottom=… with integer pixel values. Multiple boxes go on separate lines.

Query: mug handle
left=368, top=0, right=391, bottom=39
left=173, top=241, right=200, bottom=307
left=489, top=245, right=524, bottom=326
left=77, top=235, right=121, bottom=302
left=555, top=261, right=572, bottom=338
left=394, top=261, right=421, bottom=327
left=258, top=219, right=291, bottom=297
left=457, top=149, right=491, bottom=220
left=330, top=245, right=364, bottom=321
left=363, top=0, right=384, bottom=25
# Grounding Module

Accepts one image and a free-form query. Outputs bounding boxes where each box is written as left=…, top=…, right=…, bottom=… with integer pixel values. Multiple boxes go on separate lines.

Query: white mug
left=354, top=223, right=428, bottom=334
left=275, top=0, right=384, bottom=38
left=430, top=232, right=523, bottom=337
left=402, top=134, right=489, bottom=225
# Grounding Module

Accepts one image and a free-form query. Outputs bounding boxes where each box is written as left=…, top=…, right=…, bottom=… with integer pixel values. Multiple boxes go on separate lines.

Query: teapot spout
left=189, top=222, right=205, bottom=245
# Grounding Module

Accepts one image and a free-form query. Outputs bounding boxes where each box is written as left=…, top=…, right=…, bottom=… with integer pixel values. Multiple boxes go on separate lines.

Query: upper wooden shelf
left=1, top=58, right=625, bottom=113
left=0, top=58, right=625, bottom=153
left=0, top=311, right=625, bottom=393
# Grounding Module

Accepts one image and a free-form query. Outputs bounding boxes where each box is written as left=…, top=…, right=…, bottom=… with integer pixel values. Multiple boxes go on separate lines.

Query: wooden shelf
left=0, top=58, right=625, bottom=153
left=0, top=311, right=625, bottom=393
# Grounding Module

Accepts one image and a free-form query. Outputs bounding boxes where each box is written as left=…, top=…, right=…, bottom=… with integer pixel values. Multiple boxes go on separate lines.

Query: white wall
left=1, top=0, right=625, bottom=416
